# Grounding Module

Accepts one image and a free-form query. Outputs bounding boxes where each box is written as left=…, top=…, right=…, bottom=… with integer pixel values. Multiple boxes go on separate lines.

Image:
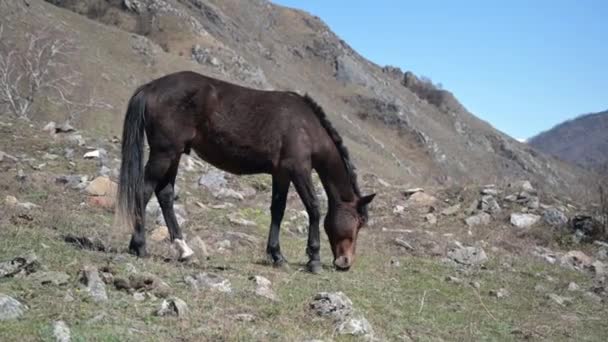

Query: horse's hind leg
left=266, top=173, right=290, bottom=266
left=128, top=175, right=155, bottom=257
left=290, top=169, right=321, bottom=274
left=153, top=154, right=193, bottom=261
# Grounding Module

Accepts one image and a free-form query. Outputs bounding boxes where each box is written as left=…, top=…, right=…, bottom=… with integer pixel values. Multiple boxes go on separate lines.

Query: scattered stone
left=133, top=292, right=146, bottom=301
left=128, top=273, right=171, bottom=298
left=447, top=244, right=488, bottom=266
left=389, top=258, right=401, bottom=267
left=190, top=236, right=210, bottom=259
left=43, top=121, right=56, bottom=133
left=53, top=320, right=71, bottom=342
left=198, top=170, right=227, bottom=190
left=479, top=195, right=501, bottom=214
left=465, top=212, right=491, bottom=227
left=66, top=134, right=85, bottom=146
left=310, top=292, right=353, bottom=318
left=234, top=313, right=255, bottom=322
left=251, top=275, right=278, bottom=301
left=543, top=207, right=568, bottom=226
left=394, top=238, right=414, bottom=251
left=5, top=196, right=38, bottom=210
left=560, top=250, right=593, bottom=270
left=589, top=261, right=608, bottom=277
left=405, top=191, right=437, bottom=209
left=567, top=282, right=580, bottom=292
left=79, top=266, right=108, bottom=302
left=534, top=284, right=547, bottom=293
left=43, top=152, right=59, bottom=160
left=185, top=273, right=232, bottom=293
left=85, top=176, right=117, bottom=197
left=63, top=234, right=108, bottom=252
left=150, top=226, right=169, bottom=242
left=0, top=253, right=40, bottom=278
left=583, top=291, right=603, bottom=304
left=216, top=239, right=232, bottom=251
left=55, top=121, right=75, bottom=133
left=510, top=213, right=541, bottom=228
left=404, top=188, right=424, bottom=196
left=425, top=213, right=437, bottom=224
left=445, top=276, right=462, bottom=284
left=29, top=271, right=70, bottom=286
left=156, top=297, right=188, bottom=317
left=0, top=151, right=18, bottom=163
left=310, top=292, right=373, bottom=339
left=336, top=316, right=374, bottom=337
left=56, top=175, right=88, bottom=190
left=83, top=150, right=104, bottom=159
left=546, top=293, right=572, bottom=306
left=511, top=180, right=535, bottom=193
left=470, top=281, right=481, bottom=290
left=213, top=188, right=245, bottom=200
left=225, top=231, right=260, bottom=247
left=227, top=214, right=257, bottom=227
left=392, top=205, right=405, bottom=214
left=441, top=204, right=461, bottom=216
left=0, top=294, right=28, bottom=320
left=481, top=188, right=499, bottom=196
left=489, top=288, right=509, bottom=299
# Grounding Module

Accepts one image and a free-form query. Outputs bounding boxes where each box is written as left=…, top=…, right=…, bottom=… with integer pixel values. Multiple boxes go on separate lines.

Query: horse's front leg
left=266, top=173, right=290, bottom=266
left=291, top=170, right=322, bottom=274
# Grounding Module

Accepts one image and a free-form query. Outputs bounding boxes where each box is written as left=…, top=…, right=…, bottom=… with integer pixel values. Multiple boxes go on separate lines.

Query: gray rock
left=510, top=213, right=541, bottom=228
left=198, top=170, right=227, bottom=191
left=481, top=188, right=499, bottom=196
left=336, top=315, right=374, bottom=337
left=441, top=204, right=461, bottom=216
left=156, top=297, right=188, bottom=317
left=589, top=261, right=608, bottom=277
left=489, top=288, right=509, bottom=299
left=190, top=236, right=210, bottom=258
left=55, top=175, right=88, bottom=190
left=310, top=292, right=353, bottom=318
left=53, top=320, right=71, bottom=342
left=583, top=291, right=603, bottom=304
left=543, top=207, right=568, bottom=226
left=185, top=272, right=232, bottom=293
left=567, top=282, right=580, bottom=291
left=0, top=253, right=40, bottom=278
left=66, top=134, right=85, bottom=146
left=0, top=293, right=27, bottom=320
left=394, top=238, right=414, bottom=251
left=234, top=313, right=255, bottom=322
left=251, top=275, right=278, bottom=301
left=465, top=212, right=491, bottom=227
left=546, top=293, right=572, bottom=306
left=213, top=188, right=245, bottom=200
left=227, top=214, right=257, bottom=227
left=80, top=266, right=108, bottom=302
left=425, top=213, right=437, bottom=224
left=479, top=195, right=501, bottom=214
left=310, top=292, right=373, bottom=339
left=335, top=54, right=376, bottom=89
left=0, top=151, right=18, bottom=163
left=29, top=271, right=70, bottom=286
left=55, top=121, right=75, bottom=133
left=447, top=244, right=488, bottom=266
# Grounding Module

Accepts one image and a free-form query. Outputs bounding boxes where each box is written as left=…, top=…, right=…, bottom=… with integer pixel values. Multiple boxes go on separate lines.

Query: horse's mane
left=299, top=93, right=367, bottom=218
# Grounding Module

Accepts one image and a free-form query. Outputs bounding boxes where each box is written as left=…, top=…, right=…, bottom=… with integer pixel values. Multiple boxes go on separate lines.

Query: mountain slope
left=0, top=0, right=594, bottom=197
left=528, top=110, right=608, bottom=171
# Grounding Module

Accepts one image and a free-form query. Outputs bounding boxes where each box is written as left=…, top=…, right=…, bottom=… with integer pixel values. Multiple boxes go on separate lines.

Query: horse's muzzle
left=333, top=256, right=352, bottom=271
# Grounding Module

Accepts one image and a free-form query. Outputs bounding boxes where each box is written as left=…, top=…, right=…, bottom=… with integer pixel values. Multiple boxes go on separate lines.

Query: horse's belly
left=192, top=140, right=275, bottom=175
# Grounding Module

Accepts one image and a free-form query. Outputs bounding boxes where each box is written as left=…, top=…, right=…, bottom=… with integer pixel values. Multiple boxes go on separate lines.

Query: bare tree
left=0, top=23, right=84, bottom=119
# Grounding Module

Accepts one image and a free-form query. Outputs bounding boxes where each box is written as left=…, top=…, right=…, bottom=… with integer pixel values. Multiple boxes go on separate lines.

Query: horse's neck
left=317, top=156, right=356, bottom=206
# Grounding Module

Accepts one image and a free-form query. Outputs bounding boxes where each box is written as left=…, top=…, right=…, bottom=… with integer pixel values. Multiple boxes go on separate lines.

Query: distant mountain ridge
left=528, top=110, right=608, bottom=171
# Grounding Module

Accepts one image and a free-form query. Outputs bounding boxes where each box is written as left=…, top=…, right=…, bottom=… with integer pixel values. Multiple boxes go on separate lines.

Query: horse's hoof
left=128, top=245, right=147, bottom=258
left=174, top=239, right=194, bottom=261
left=307, top=261, right=322, bottom=274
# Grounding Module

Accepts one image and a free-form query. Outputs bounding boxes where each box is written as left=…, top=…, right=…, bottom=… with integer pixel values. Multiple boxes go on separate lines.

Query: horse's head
left=324, top=193, right=376, bottom=271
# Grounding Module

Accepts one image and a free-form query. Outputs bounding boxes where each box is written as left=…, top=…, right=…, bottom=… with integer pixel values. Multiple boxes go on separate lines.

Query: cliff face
left=0, top=0, right=593, bottom=195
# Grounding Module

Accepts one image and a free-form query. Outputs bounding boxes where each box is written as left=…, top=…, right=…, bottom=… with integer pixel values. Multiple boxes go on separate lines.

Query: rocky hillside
left=1, top=115, right=608, bottom=340
left=0, top=0, right=594, bottom=198
left=528, top=110, right=608, bottom=172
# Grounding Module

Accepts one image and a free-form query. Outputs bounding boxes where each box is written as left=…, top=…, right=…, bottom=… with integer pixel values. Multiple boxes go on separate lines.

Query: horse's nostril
left=334, top=256, right=351, bottom=271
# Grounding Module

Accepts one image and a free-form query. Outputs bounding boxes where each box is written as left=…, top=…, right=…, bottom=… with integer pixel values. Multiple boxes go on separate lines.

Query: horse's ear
left=358, top=193, right=376, bottom=209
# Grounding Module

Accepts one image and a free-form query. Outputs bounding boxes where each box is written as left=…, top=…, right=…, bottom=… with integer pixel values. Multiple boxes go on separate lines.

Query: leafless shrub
left=0, top=23, right=111, bottom=121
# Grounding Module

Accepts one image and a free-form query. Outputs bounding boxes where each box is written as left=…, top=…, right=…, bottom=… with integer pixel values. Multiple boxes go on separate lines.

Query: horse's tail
left=114, top=87, right=147, bottom=233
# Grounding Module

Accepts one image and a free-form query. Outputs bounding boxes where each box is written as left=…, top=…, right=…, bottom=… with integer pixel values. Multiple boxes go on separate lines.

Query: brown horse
left=115, top=71, right=375, bottom=273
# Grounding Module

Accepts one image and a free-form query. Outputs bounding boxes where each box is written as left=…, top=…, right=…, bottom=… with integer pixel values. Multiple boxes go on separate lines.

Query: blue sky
left=273, top=0, right=607, bottom=140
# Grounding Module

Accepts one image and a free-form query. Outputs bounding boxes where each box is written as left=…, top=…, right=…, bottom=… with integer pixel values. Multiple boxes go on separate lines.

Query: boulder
left=465, top=212, right=491, bottom=227
left=510, top=213, right=541, bottom=228
left=543, top=207, right=568, bottom=226
left=0, top=294, right=27, bottom=321
left=447, top=244, right=488, bottom=266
